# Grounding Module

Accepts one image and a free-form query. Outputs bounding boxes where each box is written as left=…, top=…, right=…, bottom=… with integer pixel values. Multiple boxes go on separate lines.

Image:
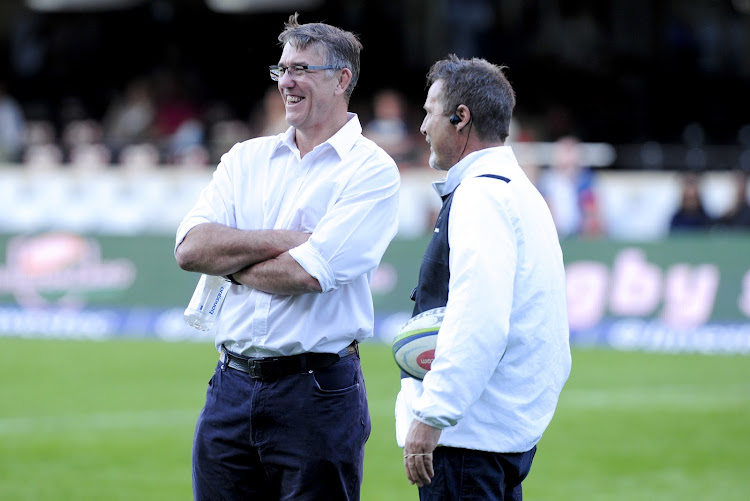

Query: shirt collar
left=432, top=145, right=516, bottom=197
left=275, top=113, right=362, bottom=159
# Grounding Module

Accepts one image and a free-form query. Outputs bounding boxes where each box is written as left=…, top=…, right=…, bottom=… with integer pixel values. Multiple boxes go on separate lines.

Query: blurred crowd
left=2, top=71, right=237, bottom=169
left=1, top=71, right=749, bottom=239
left=669, top=169, right=750, bottom=232
left=1, top=72, right=427, bottom=170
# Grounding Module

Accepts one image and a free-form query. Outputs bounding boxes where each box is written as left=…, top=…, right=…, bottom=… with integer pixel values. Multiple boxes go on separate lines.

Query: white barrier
left=0, top=161, right=743, bottom=240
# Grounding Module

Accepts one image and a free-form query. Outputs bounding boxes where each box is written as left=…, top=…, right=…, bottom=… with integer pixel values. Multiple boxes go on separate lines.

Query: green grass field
left=1, top=337, right=748, bottom=500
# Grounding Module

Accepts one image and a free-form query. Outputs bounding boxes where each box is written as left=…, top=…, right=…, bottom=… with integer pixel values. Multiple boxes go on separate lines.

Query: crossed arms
left=175, top=222, right=322, bottom=295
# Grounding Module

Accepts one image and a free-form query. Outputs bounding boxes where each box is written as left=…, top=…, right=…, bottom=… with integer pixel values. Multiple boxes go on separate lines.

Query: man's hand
left=403, top=419, right=442, bottom=487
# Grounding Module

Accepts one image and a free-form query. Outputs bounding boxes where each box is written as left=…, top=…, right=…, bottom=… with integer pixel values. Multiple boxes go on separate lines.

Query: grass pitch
left=0, top=337, right=748, bottom=500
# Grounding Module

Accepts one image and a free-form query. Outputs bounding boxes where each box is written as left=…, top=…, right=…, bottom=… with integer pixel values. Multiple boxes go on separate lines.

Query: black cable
left=457, top=119, right=473, bottom=163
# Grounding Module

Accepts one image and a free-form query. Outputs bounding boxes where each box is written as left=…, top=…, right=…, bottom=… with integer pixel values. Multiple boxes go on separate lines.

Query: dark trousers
left=419, top=446, right=536, bottom=501
left=192, top=353, right=371, bottom=501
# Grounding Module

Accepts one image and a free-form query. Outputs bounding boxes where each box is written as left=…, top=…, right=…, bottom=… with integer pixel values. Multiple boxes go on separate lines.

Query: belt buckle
left=247, top=361, right=263, bottom=379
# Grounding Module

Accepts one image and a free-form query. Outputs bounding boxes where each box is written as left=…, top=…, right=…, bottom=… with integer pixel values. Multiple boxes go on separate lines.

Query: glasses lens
left=269, top=66, right=282, bottom=81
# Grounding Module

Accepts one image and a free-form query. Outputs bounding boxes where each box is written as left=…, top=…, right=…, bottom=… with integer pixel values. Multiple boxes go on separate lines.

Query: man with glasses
left=175, top=13, right=400, bottom=500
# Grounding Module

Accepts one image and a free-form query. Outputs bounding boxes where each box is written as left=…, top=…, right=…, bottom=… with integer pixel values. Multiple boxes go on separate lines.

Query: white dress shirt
left=176, top=114, right=400, bottom=357
left=395, top=146, right=572, bottom=453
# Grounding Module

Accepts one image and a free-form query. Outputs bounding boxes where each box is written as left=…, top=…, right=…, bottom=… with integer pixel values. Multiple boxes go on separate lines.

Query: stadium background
left=1, top=0, right=749, bottom=154
left=0, top=1, right=749, bottom=499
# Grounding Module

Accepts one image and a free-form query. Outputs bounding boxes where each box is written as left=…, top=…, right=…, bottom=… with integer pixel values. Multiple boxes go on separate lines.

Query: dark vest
left=411, top=174, right=511, bottom=316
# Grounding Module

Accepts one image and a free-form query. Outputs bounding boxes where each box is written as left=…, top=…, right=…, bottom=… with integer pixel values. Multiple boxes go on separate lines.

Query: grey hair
left=426, top=54, right=516, bottom=142
left=278, top=13, right=362, bottom=103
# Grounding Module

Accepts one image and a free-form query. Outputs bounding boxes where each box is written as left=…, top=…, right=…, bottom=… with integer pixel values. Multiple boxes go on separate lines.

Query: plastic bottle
left=184, top=274, right=231, bottom=331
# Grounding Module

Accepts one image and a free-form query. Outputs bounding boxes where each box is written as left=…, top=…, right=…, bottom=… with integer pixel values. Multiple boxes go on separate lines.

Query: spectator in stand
left=102, top=77, right=156, bottom=159
left=363, top=88, right=411, bottom=161
left=669, top=171, right=713, bottom=232
left=152, top=69, right=204, bottom=163
left=0, top=82, right=27, bottom=163
left=507, top=115, right=543, bottom=186
left=250, top=85, right=290, bottom=137
left=537, top=135, right=602, bottom=238
left=714, top=168, right=750, bottom=230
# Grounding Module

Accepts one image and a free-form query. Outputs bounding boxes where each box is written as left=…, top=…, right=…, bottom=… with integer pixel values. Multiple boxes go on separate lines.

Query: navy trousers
left=192, top=352, right=371, bottom=501
left=418, top=446, right=536, bottom=501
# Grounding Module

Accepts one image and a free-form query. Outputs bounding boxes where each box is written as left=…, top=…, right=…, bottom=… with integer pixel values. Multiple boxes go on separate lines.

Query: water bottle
left=184, top=274, right=231, bottom=331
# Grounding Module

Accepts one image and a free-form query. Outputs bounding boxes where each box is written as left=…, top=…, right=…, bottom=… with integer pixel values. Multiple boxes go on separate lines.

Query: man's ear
left=455, top=104, right=472, bottom=130
left=336, top=68, right=353, bottom=96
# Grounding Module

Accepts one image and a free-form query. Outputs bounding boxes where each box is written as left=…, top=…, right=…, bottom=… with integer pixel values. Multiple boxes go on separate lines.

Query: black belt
left=222, top=341, right=358, bottom=380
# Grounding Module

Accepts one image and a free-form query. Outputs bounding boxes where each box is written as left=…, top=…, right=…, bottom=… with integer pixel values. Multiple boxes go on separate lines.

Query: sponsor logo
left=208, top=286, right=225, bottom=315
left=417, top=349, right=435, bottom=370
left=0, top=232, right=136, bottom=308
left=565, top=247, right=750, bottom=330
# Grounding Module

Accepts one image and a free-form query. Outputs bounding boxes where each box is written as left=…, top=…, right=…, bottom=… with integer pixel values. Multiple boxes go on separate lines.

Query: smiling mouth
left=286, top=96, right=303, bottom=105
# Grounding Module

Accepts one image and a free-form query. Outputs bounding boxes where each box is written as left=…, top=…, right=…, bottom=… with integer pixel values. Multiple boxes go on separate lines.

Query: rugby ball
left=392, top=307, right=445, bottom=380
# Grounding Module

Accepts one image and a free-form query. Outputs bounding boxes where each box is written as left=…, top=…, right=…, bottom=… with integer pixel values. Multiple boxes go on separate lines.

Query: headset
left=449, top=105, right=472, bottom=127
left=451, top=105, right=474, bottom=162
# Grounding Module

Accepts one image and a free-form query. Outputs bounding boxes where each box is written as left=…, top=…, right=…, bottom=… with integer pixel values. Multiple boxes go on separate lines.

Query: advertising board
left=0, top=232, right=748, bottom=354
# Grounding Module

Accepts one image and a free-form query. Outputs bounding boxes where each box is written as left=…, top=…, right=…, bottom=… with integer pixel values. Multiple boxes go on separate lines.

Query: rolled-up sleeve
left=289, top=154, right=400, bottom=292
left=288, top=241, right=336, bottom=292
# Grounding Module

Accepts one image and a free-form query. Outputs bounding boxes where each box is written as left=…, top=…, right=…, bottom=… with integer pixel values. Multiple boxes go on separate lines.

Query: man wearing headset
left=396, top=54, right=572, bottom=500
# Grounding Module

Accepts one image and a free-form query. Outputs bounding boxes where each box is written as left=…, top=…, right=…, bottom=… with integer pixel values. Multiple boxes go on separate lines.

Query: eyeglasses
left=269, top=64, right=340, bottom=81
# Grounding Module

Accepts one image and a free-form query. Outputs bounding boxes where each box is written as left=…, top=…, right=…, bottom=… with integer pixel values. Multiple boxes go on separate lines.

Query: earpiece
left=449, top=113, right=461, bottom=125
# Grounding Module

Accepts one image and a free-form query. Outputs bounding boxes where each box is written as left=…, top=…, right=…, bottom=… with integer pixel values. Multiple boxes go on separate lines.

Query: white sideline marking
left=0, top=409, right=198, bottom=435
